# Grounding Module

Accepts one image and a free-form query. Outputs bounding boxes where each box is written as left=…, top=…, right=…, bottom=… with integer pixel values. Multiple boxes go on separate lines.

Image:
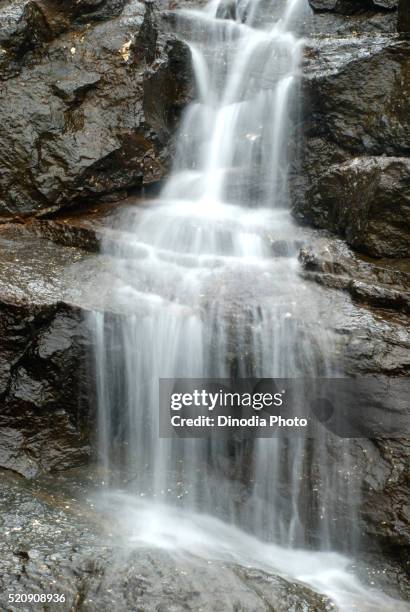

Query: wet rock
left=360, top=438, right=410, bottom=542
left=304, top=12, right=398, bottom=35
left=0, top=301, right=92, bottom=478
left=308, top=0, right=398, bottom=12
left=303, top=38, right=410, bottom=156
left=75, top=550, right=333, bottom=611
left=297, top=234, right=410, bottom=569
left=348, top=280, right=409, bottom=312
left=374, top=0, right=399, bottom=7
left=0, top=1, right=131, bottom=78
left=293, top=34, right=410, bottom=229
left=309, top=0, right=336, bottom=8
left=0, top=469, right=335, bottom=611
left=0, top=215, right=181, bottom=477
left=299, top=237, right=410, bottom=309
left=0, top=1, right=53, bottom=75
left=0, top=221, right=409, bottom=589
left=0, top=226, right=99, bottom=477
left=346, top=436, right=410, bottom=603
left=63, top=0, right=130, bottom=23
left=0, top=0, right=192, bottom=219
left=308, top=0, right=338, bottom=9
left=296, top=157, right=410, bottom=258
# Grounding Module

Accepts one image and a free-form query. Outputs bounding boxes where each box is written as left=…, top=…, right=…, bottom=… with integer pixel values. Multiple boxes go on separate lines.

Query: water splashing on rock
left=89, top=1, right=406, bottom=608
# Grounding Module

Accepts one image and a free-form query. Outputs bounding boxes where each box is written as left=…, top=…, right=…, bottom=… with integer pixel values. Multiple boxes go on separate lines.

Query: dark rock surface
left=297, top=157, right=410, bottom=258
left=350, top=436, right=410, bottom=597
left=295, top=29, right=410, bottom=569
left=297, top=237, right=410, bottom=372
left=0, top=0, right=408, bottom=601
left=298, top=235, right=410, bottom=574
left=294, top=30, right=410, bottom=256
left=303, top=37, right=410, bottom=156
left=299, top=241, right=410, bottom=313
left=0, top=227, right=95, bottom=478
left=0, top=468, right=335, bottom=612
left=308, top=0, right=398, bottom=13
left=398, top=0, right=410, bottom=33
left=0, top=303, right=91, bottom=478
left=305, top=13, right=398, bottom=35
left=0, top=0, right=192, bottom=220
left=305, top=0, right=399, bottom=35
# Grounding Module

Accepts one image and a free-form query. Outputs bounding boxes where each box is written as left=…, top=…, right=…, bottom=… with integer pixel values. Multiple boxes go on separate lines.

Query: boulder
left=296, top=157, right=410, bottom=258
left=0, top=0, right=192, bottom=219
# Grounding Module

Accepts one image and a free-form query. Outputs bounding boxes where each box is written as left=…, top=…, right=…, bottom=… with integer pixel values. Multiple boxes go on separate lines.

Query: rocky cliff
left=0, top=0, right=408, bottom=600
left=292, top=0, right=410, bottom=587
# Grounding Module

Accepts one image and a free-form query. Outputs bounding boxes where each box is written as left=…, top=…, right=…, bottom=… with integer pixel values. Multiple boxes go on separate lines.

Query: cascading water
left=93, top=0, right=346, bottom=551
left=90, top=1, right=408, bottom=609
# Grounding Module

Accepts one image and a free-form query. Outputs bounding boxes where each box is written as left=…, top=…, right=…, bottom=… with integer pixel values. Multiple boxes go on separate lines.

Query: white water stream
left=91, top=0, right=408, bottom=609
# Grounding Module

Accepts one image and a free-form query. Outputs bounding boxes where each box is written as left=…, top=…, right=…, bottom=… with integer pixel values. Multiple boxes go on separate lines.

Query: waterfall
left=86, top=14, right=410, bottom=612
left=91, top=0, right=361, bottom=549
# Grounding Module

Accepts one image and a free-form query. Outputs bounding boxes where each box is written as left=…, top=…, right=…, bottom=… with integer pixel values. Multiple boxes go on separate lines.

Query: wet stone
left=0, top=468, right=334, bottom=612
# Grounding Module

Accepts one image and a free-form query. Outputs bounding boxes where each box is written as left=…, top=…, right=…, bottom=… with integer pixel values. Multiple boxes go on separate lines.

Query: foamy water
left=98, top=492, right=409, bottom=612
left=89, top=0, right=407, bottom=608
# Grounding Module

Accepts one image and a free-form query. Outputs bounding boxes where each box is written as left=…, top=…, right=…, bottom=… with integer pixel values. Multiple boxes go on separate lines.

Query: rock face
left=0, top=301, right=91, bottom=478
left=308, top=0, right=398, bottom=12
left=304, top=39, right=410, bottom=156
left=0, top=0, right=408, bottom=602
left=299, top=237, right=410, bottom=314
left=2, top=211, right=409, bottom=577
left=298, top=235, right=410, bottom=586
left=294, top=1, right=410, bottom=576
left=0, top=0, right=192, bottom=219
left=299, top=157, right=410, bottom=257
left=294, top=28, right=410, bottom=257
left=306, top=0, right=399, bottom=34
left=0, top=228, right=94, bottom=478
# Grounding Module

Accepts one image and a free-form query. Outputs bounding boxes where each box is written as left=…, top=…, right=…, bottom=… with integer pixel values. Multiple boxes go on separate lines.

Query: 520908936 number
left=8, top=593, right=66, bottom=603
